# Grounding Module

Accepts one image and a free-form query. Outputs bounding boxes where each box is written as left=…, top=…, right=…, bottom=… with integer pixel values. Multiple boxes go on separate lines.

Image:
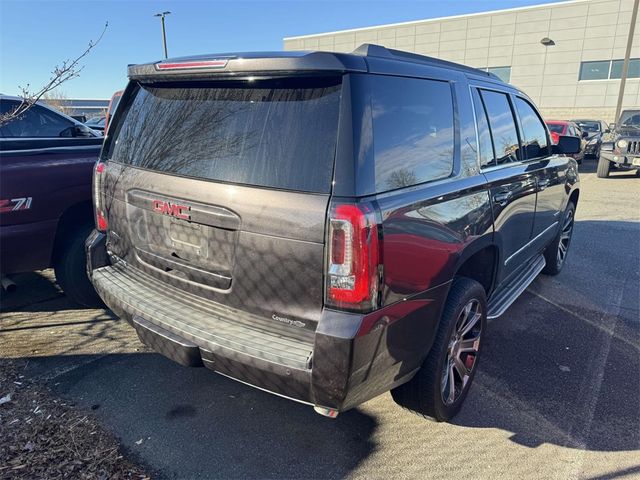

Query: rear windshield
left=546, top=123, right=565, bottom=134
left=105, top=77, right=342, bottom=193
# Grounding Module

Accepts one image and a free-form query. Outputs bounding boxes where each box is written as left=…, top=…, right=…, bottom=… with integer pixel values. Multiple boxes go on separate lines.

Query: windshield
left=105, top=77, right=342, bottom=193
left=546, top=123, right=565, bottom=134
left=575, top=121, right=599, bottom=132
left=620, top=111, right=640, bottom=127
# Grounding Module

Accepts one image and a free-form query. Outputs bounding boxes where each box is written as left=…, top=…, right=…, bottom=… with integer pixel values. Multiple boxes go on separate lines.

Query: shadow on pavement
left=37, top=352, right=379, bottom=479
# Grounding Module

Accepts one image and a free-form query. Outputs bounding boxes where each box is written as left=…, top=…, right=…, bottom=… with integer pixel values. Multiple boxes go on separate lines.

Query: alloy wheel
left=557, top=208, right=574, bottom=268
left=441, top=299, right=483, bottom=405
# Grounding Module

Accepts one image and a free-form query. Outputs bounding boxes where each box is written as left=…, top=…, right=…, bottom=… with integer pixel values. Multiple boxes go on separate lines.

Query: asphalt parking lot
left=1, top=158, right=639, bottom=480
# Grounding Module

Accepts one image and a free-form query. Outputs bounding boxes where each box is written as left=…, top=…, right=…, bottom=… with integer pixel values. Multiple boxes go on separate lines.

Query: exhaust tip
left=314, top=406, right=339, bottom=418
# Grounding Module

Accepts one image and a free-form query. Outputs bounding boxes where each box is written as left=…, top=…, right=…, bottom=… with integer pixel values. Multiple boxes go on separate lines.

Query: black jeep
left=597, top=109, right=640, bottom=178
left=87, top=45, right=581, bottom=421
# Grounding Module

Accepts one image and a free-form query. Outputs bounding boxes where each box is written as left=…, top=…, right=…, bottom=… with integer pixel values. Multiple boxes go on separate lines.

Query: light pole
left=614, top=0, right=639, bottom=124
left=154, top=11, right=171, bottom=59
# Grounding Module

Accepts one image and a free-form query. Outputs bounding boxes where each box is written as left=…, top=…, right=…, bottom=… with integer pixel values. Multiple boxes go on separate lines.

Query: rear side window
left=471, top=89, right=495, bottom=168
left=106, top=77, right=342, bottom=193
left=514, top=97, right=550, bottom=159
left=371, top=76, right=454, bottom=192
left=479, top=90, right=520, bottom=165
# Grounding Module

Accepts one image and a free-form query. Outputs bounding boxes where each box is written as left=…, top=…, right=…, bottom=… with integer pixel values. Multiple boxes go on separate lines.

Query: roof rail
left=352, top=43, right=500, bottom=80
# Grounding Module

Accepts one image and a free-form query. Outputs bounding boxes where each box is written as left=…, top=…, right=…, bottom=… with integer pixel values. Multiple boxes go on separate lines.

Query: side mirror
left=552, top=135, right=581, bottom=155
left=73, top=124, right=94, bottom=137
left=581, top=131, right=589, bottom=138
left=60, top=124, right=94, bottom=137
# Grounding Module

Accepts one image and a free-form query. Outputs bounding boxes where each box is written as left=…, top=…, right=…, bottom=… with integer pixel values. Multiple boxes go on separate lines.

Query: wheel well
left=455, top=246, right=497, bottom=296
left=52, top=201, right=94, bottom=263
left=569, top=189, right=579, bottom=207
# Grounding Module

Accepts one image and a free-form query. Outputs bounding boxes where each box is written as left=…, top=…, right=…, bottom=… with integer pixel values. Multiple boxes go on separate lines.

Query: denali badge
left=272, top=313, right=306, bottom=328
left=152, top=200, right=190, bottom=220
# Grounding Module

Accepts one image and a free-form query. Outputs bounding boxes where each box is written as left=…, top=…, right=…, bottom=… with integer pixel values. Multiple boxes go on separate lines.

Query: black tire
left=542, top=202, right=575, bottom=276
left=596, top=156, right=611, bottom=178
left=391, top=277, right=487, bottom=422
left=54, top=224, right=104, bottom=308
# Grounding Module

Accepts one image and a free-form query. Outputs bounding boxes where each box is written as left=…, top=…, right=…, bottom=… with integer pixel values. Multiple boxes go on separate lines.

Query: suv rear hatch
left=98, top=75, right=343, bottom=335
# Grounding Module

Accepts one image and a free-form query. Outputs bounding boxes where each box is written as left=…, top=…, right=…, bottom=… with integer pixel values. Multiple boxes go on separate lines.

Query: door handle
left=538, top=179, right=551, bottom=190
left=493, top=191, right=513, bottom=206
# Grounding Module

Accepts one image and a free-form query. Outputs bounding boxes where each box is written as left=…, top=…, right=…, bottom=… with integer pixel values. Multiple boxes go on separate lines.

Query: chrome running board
left=487, top=254, right=545, bottom=320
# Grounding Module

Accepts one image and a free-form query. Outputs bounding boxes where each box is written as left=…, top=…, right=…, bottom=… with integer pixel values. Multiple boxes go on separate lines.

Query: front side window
left=515, top=97, right=549, bottom=160
left=0, top=101, right=74, bottom=138
left=370, top=76, right=455, bottom=192
left=479, top=90, right=520, bottom=165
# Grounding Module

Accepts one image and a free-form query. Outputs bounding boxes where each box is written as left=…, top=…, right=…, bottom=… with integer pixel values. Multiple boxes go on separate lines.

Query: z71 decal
left=0, top=197, right=33, bottom=213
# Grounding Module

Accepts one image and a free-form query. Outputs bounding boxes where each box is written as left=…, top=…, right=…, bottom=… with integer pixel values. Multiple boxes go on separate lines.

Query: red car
left=546, top=120, right=587, bottom=163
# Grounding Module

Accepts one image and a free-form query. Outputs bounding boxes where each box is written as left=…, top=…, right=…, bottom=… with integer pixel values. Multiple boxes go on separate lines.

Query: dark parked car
left=572, top=119, right=609, bottom=158
left=0, top=95, right=104, bottom=306
left=546, top=120, right=587, bottom=163
left=597, top=109, right=640, bottom=178
left=85, top=116, right=106, bottom=133
left=87, top=45, right=581, bottom=421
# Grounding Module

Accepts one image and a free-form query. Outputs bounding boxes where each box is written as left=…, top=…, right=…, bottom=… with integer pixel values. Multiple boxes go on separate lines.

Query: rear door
left=472, top=87, right=538, bottom=283
left=100, top=77, right=343, bottom=330
left=513, top=96, right=569, bottom=250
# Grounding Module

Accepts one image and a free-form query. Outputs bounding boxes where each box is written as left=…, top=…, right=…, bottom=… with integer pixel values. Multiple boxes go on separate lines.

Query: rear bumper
left=87, top=231, right=447, bottom=413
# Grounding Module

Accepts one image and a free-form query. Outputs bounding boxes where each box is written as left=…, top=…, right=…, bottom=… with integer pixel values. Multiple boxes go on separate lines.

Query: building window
left=610, top=59, right=640, bottom=79
left=579, top=59, right=640, bottom=80
left=481, top=66, right=511, bottom=83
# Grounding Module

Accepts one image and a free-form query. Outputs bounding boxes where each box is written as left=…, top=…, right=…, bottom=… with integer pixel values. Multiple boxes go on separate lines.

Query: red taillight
left=326, top=203, right=380, bottom=312
left=93, top=161, right=107, bottom=232
left=550, top=132, right=560, bottom=145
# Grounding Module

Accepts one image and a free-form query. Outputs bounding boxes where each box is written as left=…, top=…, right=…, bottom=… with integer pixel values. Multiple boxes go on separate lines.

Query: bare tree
left=41, top=90, right=72, bottom=115
left=0, top=22, right=108, bottom=126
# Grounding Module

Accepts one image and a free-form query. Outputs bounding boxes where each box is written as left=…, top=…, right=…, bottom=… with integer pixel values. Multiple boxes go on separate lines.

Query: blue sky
left=0, top=0, right=566, bottom=99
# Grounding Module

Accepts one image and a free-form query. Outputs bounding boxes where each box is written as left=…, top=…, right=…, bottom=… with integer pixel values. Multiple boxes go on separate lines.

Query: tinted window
left=0, top=102, right=74, bottom=138
left=107, top=78, right=341, bottom=193
left=471, top=89, right=495, bottom=168
left=579, top=61, right=610, bottom=80
left=371, top=76, right=454, bottom=192
left=514, top=97, right=549, bottom=159
left=620, top=112, right=640, bottom=127
left=480, top=90, right=520, bottom=165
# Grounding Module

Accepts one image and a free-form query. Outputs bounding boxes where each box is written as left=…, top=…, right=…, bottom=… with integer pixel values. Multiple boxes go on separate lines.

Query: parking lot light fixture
left=154, top=11, right=171, bottom=59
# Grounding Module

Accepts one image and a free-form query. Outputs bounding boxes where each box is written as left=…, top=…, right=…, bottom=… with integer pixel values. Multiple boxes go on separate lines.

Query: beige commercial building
left=284, top=0, right=639, bottom=122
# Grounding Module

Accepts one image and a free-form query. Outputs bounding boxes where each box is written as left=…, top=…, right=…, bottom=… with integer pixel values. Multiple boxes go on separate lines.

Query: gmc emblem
left=152, top=200, right=190, bottom=220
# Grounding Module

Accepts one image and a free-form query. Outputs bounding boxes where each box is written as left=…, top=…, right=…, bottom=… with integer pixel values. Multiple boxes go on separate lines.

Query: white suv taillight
left=93, top=161, right=108, bottom=232
left=325, top=203, right=380, bottom=312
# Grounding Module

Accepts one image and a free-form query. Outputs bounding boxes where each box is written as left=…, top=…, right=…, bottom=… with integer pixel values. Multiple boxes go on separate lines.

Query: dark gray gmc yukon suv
left=87, top=45, right=581, bottom=421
